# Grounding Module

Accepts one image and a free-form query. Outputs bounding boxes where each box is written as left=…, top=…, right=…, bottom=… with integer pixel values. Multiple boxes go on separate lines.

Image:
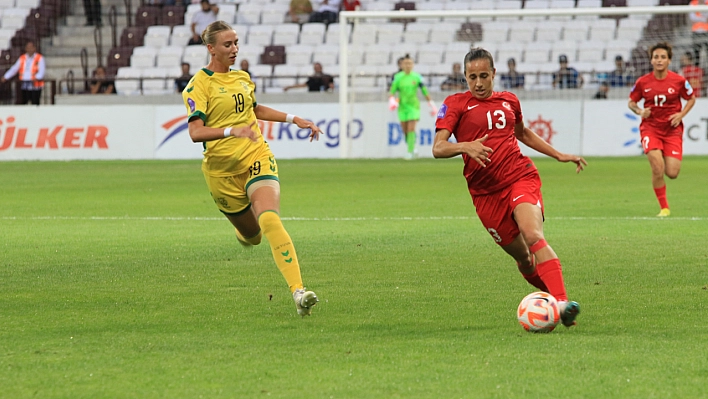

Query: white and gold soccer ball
left=517, top=291, right=560, bottom=333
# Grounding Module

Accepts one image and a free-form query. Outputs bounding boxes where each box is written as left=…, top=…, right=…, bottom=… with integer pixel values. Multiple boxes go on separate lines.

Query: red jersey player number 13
left=433, top=47, right=587, bottom=329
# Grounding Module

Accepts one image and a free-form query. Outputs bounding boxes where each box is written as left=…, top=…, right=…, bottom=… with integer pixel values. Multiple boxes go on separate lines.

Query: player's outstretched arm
left=432, top=129, right=493, bottom=167
left=254, top=104, right=321, bottom=142
left=515, top=123, right=586, bottom=173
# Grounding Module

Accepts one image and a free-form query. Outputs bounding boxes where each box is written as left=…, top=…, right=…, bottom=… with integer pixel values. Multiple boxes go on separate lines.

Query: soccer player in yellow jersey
left=182, top=21, right=322, bottom=317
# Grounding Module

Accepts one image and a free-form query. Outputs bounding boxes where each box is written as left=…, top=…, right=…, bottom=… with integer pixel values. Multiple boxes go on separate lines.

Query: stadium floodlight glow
left=338, top=5, right=708, bottom=158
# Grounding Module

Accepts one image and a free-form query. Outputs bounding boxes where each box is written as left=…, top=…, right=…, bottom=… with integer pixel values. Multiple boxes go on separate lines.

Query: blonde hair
left=201, top=20, right=233, bottom=47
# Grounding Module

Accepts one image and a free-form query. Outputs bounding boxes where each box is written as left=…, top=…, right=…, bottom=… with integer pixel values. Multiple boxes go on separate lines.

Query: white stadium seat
left=272, top=23, right=300, bottom=46
left=130, top=46, right=157, bottom=68
left=299, top=23, right=326, bottom=45
left=115, top=67, right=143, bottom=95
left=157, top=46, right=184, bottom=68
left=143, top=25, right=171, bottom=48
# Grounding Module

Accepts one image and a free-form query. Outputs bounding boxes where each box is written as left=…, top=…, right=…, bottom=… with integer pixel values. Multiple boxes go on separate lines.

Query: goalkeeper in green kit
left=389, top=54, right=437, bottom=159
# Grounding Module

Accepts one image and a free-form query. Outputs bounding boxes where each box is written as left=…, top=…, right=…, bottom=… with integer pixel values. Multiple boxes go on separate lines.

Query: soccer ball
left=517, top=291, right=560, bottom=333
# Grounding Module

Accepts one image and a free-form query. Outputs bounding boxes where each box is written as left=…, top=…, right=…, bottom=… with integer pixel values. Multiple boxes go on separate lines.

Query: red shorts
left=471, top=173, right=544, bottom=247
left=640, top=125, right=683, bottom=160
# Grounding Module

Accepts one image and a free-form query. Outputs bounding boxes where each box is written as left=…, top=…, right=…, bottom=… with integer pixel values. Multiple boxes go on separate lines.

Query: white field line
left=1, top=216, right=706, bottom=222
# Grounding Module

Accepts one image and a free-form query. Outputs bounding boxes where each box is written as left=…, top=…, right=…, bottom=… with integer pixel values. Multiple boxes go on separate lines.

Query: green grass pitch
left=1, top=157, right=707, bottom=398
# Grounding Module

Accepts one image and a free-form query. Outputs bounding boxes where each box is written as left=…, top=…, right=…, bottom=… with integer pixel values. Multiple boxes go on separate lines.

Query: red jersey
left=681, top=65, right=703, bottom=97
left=629, top=70, right=694, bottom=133
left=436, top=91, right=537, bottom=196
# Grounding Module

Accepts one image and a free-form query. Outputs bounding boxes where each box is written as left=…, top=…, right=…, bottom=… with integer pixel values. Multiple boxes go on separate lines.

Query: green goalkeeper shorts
left=397, top=104, right=420, bottom=122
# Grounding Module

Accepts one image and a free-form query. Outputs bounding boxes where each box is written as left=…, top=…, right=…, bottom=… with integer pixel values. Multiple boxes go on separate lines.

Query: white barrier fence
left=1, top=99, right=707, bottom=161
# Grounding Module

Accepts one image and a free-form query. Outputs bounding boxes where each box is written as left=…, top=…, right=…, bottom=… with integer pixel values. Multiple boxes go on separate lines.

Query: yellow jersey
left=182, top=68, right=265, bottom=176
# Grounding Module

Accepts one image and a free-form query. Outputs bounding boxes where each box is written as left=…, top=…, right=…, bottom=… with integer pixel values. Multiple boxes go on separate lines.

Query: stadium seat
left=261, top=6, right=288, bottom=25
left=0, top=28, right=14, bottom=50
left=456, top=22, right=483, bottom=43
left=248, top=24, right=274, bottom=46
left=403, top=23, right=432, bottom=44
left=14, top=0, right=38, bottom=8
left=446, top=41, right=473, bottom=55
left=135, top=5, right=160, bottom=27
left=377, top=23, right=404, bottom=45
left=443, top=1, right=470, bottom=24
left=548, top=0, right=575, bottom=21
left=143, top=26, right=171, bottom=48
left=429, top=24, right=458, bottom=44
left=156, top=46, right=184, bottom=68
left=524, top=41, right=552, bottom=63
left=427, top=63, right=451, bottom=90
left=576, top=0, right=602, bottom=20
left=348, top=46, right=365, bottom=65
left=313, top=45, right=338, bottom=65
left=589, top=19, right=617, bottom=42
left=0, top=0, right=15, bottom=8
left=183, top=45, right=208, bottom=74
left=522, top=0, right=550, bottom=22
left=605, top=39, right=634, bottom=61
left=162, top=5, right=184, bottom=27
left=508, top=21, right=537, bottom=43
left=249, top=64, right=273, bottom=88
left=236, top=4, right=261, bottom=25
left=324, top=23, right=351, bottom=45
left=107, top=46, right=133, bottom=70
left=115, top=67, right=143, bottom=95
left=299, top=23, right=326, bottom=45
left=183, top=3, right=200, bottom=26
left=494, top=0, right=522, bottom=22
left=236, top=44, right=263, bottom=66
left=271, top=64, right=297, bottom=89
left=121, top=26, right=147, bottom=48
left=551, top=40, right=579, bottom=62
left=1, top=7, right=29, bottom=30
left=351, top=23, right=379, bottom=46
left=260, top=45, right=285, bottom=66
left=141, top=67, right=169, bottom=95
left=497, top=42, right=525, bottom=66
left=415, top=1, right=444, bottom=23
left=417, top=43, right=445, bottom=65
left=482, top=21, right=510, bottom=43
left=130, top=46, right=157, bottom=68
left=562, top=22, right=589, bottom=41
left=351, top=64, right=381, bottom=90
left=536, top=24, right=563, bottom=42
left=169, top=25, right=192, bottom=46
left=364, top=44, right=392, bottom=66
left=285, top=44, right=314, bottom=66
left=272, top=24, right=300, bottom=46
left=616, top=18, right=646, bottom=41
left=577, top=41, right=605, bottom=62
left=218, top=4, right=237, bottom=25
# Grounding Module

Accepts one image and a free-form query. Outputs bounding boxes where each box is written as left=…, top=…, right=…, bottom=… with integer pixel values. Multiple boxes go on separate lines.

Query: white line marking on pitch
left=1, top=216, right=706, bottom=221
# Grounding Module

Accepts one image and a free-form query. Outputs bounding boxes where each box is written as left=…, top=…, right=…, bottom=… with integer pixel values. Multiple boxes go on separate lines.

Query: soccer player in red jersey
left=433, top=48, right=587, bottom=328
left=628, top=42, right=696, bottom=217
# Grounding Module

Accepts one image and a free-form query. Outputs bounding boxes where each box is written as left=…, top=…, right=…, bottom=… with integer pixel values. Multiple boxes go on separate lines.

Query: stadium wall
left=1, top=99, right=707, bottom=161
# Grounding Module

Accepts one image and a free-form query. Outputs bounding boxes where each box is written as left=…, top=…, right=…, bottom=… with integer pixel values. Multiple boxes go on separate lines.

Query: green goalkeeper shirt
left=390, top=71, right=429, bottom=110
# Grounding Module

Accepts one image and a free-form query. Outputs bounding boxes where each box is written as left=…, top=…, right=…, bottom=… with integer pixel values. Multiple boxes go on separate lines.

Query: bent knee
left=666, top=170, right=680, bottom=179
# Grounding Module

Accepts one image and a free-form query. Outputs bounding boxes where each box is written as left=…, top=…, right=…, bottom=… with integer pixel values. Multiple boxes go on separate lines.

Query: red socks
left=535, top=258, right=568, bottom=302
left=654, top=185, right=669, bottom=209
left=520, top=266, right=549, bottom=292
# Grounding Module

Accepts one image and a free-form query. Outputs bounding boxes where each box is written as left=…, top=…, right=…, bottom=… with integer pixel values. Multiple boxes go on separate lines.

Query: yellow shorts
left=203, top=152, right=279, bottom=215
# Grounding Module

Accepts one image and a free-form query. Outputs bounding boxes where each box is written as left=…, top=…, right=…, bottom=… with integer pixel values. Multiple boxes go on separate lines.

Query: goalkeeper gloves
left=388, top=96, right=399, bottom=111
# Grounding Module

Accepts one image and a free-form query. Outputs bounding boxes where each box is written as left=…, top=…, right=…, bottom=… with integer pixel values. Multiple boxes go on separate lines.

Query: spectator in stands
left=83, top=0, right=102, bottom=26
left=1, top=41, right=45, bottom=105
left=189, top=0, right=219, bottom=45
left=689, top=0, right=708, bottom=65
left=283, top=62, right=334, bottom=92
left=440, top=62, right=467, bottom=91
left=500, top=57, right=524, bottom=90
left=287, top=0, right=313, bottom=24
left=593, top=81, right=609, bottom=99
left=240, top=59, right=252, bottom=78
left=309, top=0, right=340, bottom=24
left=681, top=52, right=703, bottom=97
left=175, top=62, right=192, bottom=93
left=607, top=55, right=632, bottom=87
left=553, top=54, right=583, bottom=89
left=342, top=0, right=361, bottom=11
left=89, top=66, right=115, bottom=94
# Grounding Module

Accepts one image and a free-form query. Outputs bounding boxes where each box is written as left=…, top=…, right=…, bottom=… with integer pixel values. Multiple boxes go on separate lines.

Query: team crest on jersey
left=240, top=82, right=249, bottom=92
left=668, top=87, right=675, bottom=94
left=437, top=103, right=447, bottom=119
left=187, top=98, right=196, bottom=113
left=502, top=101, right=511, bottom=111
